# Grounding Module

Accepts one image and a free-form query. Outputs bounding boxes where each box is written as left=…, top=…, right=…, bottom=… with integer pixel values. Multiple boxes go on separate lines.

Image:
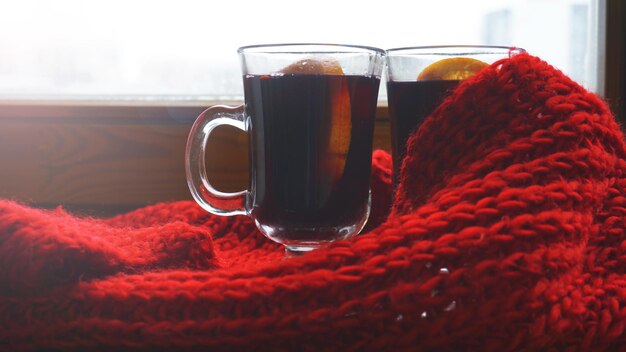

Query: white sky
left=0, top=0, right=594, bottom=97
left=0, top=0, right=503, bottom=57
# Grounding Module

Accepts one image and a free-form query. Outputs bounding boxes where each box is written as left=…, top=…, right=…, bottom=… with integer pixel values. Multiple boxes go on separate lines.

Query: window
left=0, top=0, right=616, bottom=214
left=0, top=0, right=602, bottom=102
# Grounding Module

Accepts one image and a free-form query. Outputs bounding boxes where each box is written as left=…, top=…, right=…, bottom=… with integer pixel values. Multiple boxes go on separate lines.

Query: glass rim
left=386, top=45, right=526, bottom=56
left=238, top=43, right=386, bottom=55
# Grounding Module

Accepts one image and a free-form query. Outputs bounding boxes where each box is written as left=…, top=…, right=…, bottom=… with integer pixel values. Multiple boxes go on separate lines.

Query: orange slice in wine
left=280, top=58, right=351, bottom=192
left=280, top=57, right=345, bottom=76
left=417, top=57, right=489, bottom=80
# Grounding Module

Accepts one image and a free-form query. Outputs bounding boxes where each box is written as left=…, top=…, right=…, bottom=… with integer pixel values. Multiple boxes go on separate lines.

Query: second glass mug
left=186, top=44, right=385, bottom=254
left=385, top=45, right=525, bottom=186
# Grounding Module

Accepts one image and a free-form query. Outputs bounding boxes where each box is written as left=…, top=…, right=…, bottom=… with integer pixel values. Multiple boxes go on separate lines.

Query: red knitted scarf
left=2, top=53, right=625, bottom=351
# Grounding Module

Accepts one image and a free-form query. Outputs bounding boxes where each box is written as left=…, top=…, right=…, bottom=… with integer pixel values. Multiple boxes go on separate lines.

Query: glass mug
left=385, top=45, right=525, bottom=186
left=186, top=44, right=384, bottom=254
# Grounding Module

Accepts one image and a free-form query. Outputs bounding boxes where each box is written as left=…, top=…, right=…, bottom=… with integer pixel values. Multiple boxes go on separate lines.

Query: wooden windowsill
left=0, top=101, right=391, bottom=216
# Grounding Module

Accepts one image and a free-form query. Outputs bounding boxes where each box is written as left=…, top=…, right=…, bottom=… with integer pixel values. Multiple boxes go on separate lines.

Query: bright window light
left=0, top=0, right=599, bottom=101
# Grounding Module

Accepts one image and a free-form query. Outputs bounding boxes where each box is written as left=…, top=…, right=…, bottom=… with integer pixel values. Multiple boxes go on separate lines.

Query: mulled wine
left=387, top=79, right=460, bottom=183
left=244, top=73, right=380, bottom=247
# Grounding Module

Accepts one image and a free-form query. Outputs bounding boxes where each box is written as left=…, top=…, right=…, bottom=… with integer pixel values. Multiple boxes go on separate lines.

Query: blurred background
left=0, top=0, right=602, bottom=100
left=0, top=0, right=621, bottom=215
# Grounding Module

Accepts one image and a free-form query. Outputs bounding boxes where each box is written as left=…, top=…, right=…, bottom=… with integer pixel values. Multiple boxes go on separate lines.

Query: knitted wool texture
left=2, top=53, right=626, bottom=351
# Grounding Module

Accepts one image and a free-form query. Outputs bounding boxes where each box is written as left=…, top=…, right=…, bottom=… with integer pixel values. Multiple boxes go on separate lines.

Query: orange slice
left=417, top=57, right=488, bottom=81
left=280, top=58, right=351, bottom=195
left=280, top=57, right=345, bottom=75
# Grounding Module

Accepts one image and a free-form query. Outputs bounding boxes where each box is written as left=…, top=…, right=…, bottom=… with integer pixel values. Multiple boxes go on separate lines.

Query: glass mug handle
left=185, top=105, right=247, bottom=216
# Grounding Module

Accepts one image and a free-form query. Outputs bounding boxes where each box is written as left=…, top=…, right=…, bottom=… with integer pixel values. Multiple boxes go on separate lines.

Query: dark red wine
left=387, top=79, right=460, bottom=184
left=244, top=73, right=380, bottom=248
